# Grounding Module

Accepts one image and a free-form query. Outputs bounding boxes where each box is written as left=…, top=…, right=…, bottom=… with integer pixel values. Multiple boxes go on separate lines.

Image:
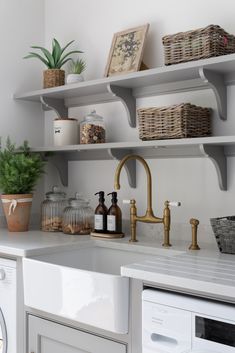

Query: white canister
left=53, top=118, right=78, bottom=146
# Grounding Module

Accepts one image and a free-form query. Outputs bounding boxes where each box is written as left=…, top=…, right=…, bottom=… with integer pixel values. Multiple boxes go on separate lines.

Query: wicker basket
left=210, top=216, right=235, bottom=254
left=43, top=69, right=65, bottom=88
left=138, top=103, right=211, bottom=140
left=162, top=24, right=235, bottom=65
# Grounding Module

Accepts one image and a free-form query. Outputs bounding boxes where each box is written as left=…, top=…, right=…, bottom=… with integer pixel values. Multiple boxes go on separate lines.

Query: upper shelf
left=14, top=53, right=235, bottom=125
left=31, top=136, right=235, bottom=191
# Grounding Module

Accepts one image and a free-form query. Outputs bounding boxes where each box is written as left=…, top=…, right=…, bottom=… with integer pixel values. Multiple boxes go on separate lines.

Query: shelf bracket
left=199, top=68, right=227, bottom=120
left=40, top=96, right=68, bottom=118
left=108, top=149, right=136, bottom=188
left=200, top=144, right=227, bottom=191
left=45, top=153, right=69, bottom=186
left=107, top=84, right=136, bottom=127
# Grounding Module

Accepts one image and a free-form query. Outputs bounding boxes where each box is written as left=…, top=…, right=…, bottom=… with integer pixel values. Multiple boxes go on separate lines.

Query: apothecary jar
left=41, top=186, right=67, bottom=232
left=80, top=110, right=105, bottom=144
left=62, top=193, right=94, bottom=235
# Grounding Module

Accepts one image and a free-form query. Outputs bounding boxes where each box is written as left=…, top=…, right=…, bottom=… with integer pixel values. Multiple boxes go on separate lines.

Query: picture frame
left=104, top=24, right=149, bottom=77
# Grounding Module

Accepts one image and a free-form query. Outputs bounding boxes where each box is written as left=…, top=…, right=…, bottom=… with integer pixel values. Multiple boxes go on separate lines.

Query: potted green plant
left=0, top=138, right=45, bottom=232
left=66, top=58, right=86, bottom=84
left=24, top=38, right=83, bottom=88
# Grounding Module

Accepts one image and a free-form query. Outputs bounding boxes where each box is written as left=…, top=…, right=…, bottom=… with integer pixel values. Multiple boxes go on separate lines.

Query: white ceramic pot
left=53, top=118, right=78, bottom=146
left=66, top=74, right=84, bottom=84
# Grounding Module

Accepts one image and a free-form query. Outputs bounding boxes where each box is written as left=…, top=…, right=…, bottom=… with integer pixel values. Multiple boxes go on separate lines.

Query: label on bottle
left=95, top=214, right=103, bottom=230
left=107, top=215, right=116, bottom=231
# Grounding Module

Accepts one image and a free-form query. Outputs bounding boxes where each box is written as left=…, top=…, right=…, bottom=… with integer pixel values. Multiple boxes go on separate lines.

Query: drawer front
left=28, top=315, right=127, bottom=353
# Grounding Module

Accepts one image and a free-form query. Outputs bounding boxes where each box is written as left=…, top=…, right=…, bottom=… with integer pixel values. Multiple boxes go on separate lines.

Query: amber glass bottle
left=94, top=191, right=108, bottom=233
left=107, top=192, right=122, bottom=234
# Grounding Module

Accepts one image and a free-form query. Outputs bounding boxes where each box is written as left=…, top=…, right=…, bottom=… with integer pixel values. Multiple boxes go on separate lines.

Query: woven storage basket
left=43, top=69, right=65, bottom=88
left=210, top=216, right=235, bottom=254
left=138, top=103, right=211, bottom=140
left=162, top=24, right=235, bottom=65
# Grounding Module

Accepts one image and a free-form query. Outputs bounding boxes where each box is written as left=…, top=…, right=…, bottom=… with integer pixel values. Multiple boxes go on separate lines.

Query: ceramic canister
left=53, top=118, right=78, bottom=146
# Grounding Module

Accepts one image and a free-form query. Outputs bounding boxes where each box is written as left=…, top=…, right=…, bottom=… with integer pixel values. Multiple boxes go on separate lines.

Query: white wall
left=44, top=0, right=235, bottom=245
left=0, top=0, right=45, bottom=223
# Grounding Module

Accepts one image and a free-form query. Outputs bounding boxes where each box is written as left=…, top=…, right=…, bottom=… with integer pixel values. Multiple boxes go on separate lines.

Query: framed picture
left=104, top=24, right=149, bottom=77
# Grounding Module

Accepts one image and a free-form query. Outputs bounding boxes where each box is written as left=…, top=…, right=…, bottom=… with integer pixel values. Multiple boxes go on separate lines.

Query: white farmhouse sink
left=23, top=244, right=182, bottom=334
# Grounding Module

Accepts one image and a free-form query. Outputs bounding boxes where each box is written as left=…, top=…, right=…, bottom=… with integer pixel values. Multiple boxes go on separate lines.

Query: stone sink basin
left=23, top=242, right=183, bottom=334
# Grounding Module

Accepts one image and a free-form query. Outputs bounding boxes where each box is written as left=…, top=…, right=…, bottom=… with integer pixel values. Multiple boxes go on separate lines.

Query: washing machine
left=0, top=258, right=16, bottom=353
left=142, top=288, right=235, bottom=353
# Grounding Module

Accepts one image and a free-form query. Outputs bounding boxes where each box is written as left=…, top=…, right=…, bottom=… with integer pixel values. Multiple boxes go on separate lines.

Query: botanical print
left=109, top=30, right=144, bottom=75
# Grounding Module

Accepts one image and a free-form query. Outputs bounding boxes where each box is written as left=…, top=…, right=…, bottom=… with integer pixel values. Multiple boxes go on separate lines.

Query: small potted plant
left=66, top=58, right=86, bottom=84
left=0, top=138, right=45, bottom=232
left=24, top=38, right=83, bottom=88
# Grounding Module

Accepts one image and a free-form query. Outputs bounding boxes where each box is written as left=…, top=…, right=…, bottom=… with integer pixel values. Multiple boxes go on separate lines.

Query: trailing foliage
left=0, top=138, right=45, bottom=194
left=24, top=38, right=83, bottom=69
left=69, top=58, right=86, bottom=74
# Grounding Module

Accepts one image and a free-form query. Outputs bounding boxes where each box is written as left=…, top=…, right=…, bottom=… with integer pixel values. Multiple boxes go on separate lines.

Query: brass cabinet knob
left=189, top=218, right=200, bottom=250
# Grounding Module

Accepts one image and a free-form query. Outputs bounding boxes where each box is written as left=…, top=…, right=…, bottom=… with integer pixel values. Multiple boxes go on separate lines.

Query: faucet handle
left=169, top=201, right=181, bottom=207
left=123, top=199, right=136, bottom=205
left=165, top=201, right=181, bottom=207
left=123, top=199, right=131, bottom=204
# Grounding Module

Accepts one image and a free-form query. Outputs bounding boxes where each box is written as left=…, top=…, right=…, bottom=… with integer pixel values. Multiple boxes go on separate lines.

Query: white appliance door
left=0, top=308, right=7, bottom=353
left=142, top=301, right=191, bottom=353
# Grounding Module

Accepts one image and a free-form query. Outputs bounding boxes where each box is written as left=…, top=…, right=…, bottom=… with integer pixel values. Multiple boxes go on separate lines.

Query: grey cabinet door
left=28, top=315, right=126, bottom=353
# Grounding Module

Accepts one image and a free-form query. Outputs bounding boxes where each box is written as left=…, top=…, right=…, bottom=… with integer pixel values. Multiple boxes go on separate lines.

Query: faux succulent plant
left=69, top=58, right=86, bottom=74
left=24, top=38, right=83, bottom=69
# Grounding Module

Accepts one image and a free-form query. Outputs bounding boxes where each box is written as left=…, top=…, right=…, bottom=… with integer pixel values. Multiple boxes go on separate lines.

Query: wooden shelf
left=31, top=136, right=235, bottom=191
left=14, top=53, right=235, bottom=125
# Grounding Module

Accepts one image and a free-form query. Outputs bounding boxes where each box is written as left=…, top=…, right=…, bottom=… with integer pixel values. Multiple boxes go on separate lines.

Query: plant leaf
left=57, top=57, right=73, bottom=69
left=52, top=38, right=62, bottom=66
left=31, top=46, right=55, bottom=68
left=57, top=50, right=83, bottom=68
left=23, top=53, right=50, bottom=67
left=61, top=40, right=75, bottom=55
left=0, top=137, right=45, bottom=194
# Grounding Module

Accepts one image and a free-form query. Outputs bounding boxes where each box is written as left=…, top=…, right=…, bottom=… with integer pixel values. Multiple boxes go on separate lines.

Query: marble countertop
left=121, top=245, right=235, bottom=303
left=0, top=228, right=234, bottom=303
left=0, top=229, right=90, bottom=257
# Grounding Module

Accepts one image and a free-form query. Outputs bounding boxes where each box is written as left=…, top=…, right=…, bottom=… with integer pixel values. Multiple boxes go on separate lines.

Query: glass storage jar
left=80, top=110, right=105, bottom=144
left=41, top=186, right=67, bottom=232
left=62, top=193, right=94, bottom=235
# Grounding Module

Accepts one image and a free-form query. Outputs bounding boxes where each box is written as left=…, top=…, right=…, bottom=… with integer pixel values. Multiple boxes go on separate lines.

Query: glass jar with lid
left=41, top=186, right=67, bottom=232
left=80, top=110, right=105, bottom=144
left=62, top=193, right=94, bottom=235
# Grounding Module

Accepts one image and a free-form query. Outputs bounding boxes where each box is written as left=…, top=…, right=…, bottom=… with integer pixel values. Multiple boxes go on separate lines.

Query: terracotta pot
left=43, top=69, right=65, bottom=88
left=1, top=194, right=33, bottom=232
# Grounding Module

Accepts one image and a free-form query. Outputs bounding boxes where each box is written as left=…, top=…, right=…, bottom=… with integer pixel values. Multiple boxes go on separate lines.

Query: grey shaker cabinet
left=28, top=315, right=127, bottom=353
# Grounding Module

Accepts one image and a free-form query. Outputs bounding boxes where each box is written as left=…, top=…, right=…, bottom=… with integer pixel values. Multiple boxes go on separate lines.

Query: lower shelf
left=30, top=136, right=235, bottom=190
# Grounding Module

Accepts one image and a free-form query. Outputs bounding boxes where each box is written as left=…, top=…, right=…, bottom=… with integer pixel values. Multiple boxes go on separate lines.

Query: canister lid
left=69, top=192, right=89, bottom=207
left=46, top=186, right=66, bottom=201
left=84, top=110, right=103, bottom=121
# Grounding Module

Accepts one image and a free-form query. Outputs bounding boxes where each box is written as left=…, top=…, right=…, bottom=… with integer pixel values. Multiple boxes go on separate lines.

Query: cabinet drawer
left=28, top=315, right=127, bottom=353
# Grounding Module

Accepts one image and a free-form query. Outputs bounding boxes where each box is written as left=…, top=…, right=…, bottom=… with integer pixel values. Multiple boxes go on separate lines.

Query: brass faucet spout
left=114, top=154, right=153, bottom=213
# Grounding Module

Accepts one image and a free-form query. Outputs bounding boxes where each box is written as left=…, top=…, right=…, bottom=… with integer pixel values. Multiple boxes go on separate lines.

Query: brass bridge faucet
left=114, top=154, right=180, bottom=247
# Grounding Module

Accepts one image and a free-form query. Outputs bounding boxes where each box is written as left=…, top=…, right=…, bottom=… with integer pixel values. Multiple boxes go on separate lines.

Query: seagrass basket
left=138, top=103, right=211, bottom=140
left=43, top=69, right=65, bottom=88
left=210, top=216, right=235, bottom=254
left=162, top=24, right=235, bottom=65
